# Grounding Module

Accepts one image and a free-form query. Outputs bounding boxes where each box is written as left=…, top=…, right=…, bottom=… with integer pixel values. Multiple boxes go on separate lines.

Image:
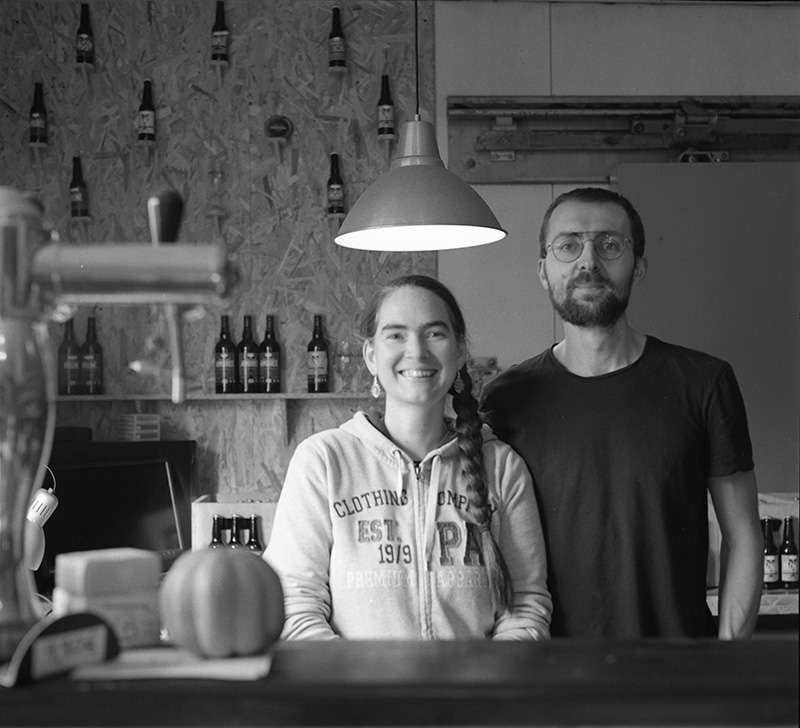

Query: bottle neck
left=71, top=158, right=84, bottom=185
left=220, top=316, right=230, bottom=337
left=141, top=83, right=154, bottom=109
left=213, top=1, right=227, bottom=30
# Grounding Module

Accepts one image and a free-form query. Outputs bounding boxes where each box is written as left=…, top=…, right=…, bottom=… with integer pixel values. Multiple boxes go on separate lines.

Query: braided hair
left=361, top=274, right=513, bottom=616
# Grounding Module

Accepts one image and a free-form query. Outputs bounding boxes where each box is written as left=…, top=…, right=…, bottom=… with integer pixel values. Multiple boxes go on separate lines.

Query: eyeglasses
left=546, top=231, right=632, bottom=263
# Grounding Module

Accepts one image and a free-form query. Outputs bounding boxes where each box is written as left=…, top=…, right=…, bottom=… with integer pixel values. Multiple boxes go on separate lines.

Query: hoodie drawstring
left=423, top=458, right=441, bottom=571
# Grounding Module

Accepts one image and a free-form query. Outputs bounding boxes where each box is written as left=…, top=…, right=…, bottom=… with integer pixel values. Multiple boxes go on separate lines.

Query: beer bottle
left=208, top=514, right=225, bottom=548
left=326, top=153, right=344, bottom=216
left=214, top=314, right=237, bottom=394
left=377, top=74, right=395, bottom=141
left=328, top=7, right=346, bottom=72
left=762, top=517, right=779, bottom=590
left=79, top=315, right=104, bottom=395
left=258, top=314, right=281, bottom=393
left=69, top=155, right=89, bottom=218
left=237, top=314, right=259, bottom=394
left=245, top=514, right=263, bottom=554
left=228, top=515, right=243, bottom=549
left=58, top=320, right=81, bottom=395
left=211, top=0, right=229, bottom=63
left=137, top=80, right=156, bottom=143
left=29, top=82, right=47, bottom=146
left=780, top=516, right=798, bottom=589
left=307, top=314, right=329, bottom=393
left=76, top=2, right=94, bottom=65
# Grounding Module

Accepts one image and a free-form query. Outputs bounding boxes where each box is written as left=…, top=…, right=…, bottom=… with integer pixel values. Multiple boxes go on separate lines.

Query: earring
left=451, top=371, right=464, bottom=394
left=370, top=375, right=382, bottom=399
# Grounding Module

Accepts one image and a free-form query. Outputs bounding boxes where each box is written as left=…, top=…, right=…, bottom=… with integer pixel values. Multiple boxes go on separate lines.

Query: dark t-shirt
left=480, top=336, right=754, bottom=638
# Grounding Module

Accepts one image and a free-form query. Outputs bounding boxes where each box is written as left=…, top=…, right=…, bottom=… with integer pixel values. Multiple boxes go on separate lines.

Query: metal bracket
left=447, top=95, right=800, bottom=183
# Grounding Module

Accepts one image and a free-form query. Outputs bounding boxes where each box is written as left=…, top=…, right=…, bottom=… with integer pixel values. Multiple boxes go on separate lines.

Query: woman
left=265, top=275, right=551, bottom=639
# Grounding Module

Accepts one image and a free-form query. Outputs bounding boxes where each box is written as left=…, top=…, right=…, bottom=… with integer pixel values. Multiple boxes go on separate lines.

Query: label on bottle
left=764, top=554, right=779, bottom=583
left=328, top=37, right=346, bottom=66
left=239, top=352, right=258, bottom=390
left=781, top=554, right=798, bottom=583
left=377, top=105, right=394, bottom=136
left=308, top=350, right=328, bottom=387
left=76, top=34, right=93, bottom=54
left=260, top=352, right=280, bottom=390
left=69, top=188, right=88, bottom=218
left=138, top=110, right=155, bottom=138
left=81, top=354, right=101, bottom=394
left=212, top=30, right=229, bottom=57
left=64, top=354, right=80, bottom=392
left=30, top=114, right=46, bottom=130
left=327, top=183, right=344, bottom=214
left=215, top=352, right=235, bottom=391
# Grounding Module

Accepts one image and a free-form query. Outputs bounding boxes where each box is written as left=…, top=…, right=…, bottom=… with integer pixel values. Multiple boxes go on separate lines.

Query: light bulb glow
left=335, top=224, right=506, bottom=251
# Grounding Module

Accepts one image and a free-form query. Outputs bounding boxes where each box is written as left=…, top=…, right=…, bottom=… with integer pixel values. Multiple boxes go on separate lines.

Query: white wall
left=435, top=1, right=800, bottom=367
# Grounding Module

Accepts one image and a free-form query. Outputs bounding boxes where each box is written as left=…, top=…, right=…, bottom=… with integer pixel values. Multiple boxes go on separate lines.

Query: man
left=480, top=187, right=762, bottom=639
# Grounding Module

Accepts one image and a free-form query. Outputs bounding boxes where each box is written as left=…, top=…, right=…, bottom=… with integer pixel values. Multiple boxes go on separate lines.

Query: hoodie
left=265, top=411, right=552, bottom=640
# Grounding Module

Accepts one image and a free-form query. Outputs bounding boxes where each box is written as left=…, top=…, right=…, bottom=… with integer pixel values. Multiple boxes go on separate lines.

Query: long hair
left=361, top=274, right=513, bottom=616
left=538, top=187, right=646, bottom=259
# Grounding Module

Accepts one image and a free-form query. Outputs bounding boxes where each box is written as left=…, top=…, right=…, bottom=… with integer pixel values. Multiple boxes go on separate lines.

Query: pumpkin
left=159, top=548, right=284, bottom=658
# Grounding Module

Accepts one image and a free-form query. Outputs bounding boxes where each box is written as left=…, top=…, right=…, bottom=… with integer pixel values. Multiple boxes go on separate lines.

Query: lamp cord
left=414, top=0, right=420, bottom=119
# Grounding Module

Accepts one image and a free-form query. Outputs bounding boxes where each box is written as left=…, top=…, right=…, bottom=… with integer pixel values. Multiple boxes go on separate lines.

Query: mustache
left=568, top=270, right=610, bottom=288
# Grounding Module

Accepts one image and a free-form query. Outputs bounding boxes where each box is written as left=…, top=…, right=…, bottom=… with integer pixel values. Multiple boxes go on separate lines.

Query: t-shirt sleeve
left=706, top=362, right=754, bottom=477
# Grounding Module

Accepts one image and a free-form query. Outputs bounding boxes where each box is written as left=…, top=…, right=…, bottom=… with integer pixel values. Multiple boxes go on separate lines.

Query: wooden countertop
left=2, top=638, right=797, bottom=726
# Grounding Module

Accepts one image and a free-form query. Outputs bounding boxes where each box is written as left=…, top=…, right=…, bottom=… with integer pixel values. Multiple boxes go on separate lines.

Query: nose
left=575, top=237, right=600, bottom=270
left=405, top=332, right=428, bottom=359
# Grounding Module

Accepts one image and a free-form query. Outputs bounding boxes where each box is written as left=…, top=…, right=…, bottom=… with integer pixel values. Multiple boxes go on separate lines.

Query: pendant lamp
left=334, top=2, right=506, bottom=252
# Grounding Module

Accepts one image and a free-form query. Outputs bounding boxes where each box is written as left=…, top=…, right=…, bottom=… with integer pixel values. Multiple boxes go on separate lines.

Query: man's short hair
left=538, top=188, right=646, bottom=259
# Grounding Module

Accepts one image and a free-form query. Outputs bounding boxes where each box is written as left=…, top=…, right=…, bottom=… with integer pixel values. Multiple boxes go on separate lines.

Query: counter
left=2, top=639, right=797, bottom=727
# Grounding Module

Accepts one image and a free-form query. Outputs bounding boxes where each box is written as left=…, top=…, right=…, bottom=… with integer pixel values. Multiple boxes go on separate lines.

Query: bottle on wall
left=328, top=6, right=346, bottom=72
left=307, top=314, right=329, bottom=393
left=377, top=74, right=395, bottom=141
left=208, top=514, right=225, bottom=548
left=29, top=82, right=47, bottom=146
left=762, top=517, right=779, bottom=591
left=76, top=2, right=94, bottom=66
left=780, top=516, right=798, bottom=590
left=137, top=79, right=156, bottom=143
left=211, top=0, right=230, bottom=63
left=237, top=314, right=259, bottom=394
left=79, top=315, right=104, bottom=395
left=258, top=314, right=281, bottom=393
left=326, top=153, right=344, bottom=216
left=214, top=314, right=237, bottom=394
left=58, top=319, right=81, bottom=395
left=69, top=155, right=89, bottom=218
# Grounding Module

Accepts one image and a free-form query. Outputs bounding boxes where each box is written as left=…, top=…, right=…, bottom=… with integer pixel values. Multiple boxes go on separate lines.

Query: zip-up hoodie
left=265, top=411, right=551, bottom=640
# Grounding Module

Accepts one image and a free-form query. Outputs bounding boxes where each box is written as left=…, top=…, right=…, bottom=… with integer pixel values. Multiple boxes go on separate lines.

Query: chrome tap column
left=0, top=186, right=236, bottom=661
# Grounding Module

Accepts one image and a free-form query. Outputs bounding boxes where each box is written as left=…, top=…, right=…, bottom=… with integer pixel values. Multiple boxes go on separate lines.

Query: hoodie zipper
left=412, top=460, right=434, bottom=639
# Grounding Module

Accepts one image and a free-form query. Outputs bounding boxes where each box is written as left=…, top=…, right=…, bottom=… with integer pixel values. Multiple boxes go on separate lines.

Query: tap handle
left=147, top=189, right=184, bottom=245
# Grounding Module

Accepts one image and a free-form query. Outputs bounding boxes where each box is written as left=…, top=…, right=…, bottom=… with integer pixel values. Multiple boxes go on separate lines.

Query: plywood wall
left=1, top=0, right=435, bottom=498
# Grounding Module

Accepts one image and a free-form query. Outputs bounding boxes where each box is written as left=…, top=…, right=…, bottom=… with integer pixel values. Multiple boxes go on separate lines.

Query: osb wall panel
left=0, top=0, right=435, bottom=498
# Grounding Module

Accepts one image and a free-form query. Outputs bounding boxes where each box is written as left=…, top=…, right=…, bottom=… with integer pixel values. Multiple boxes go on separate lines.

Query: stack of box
left=115, top=414, right=161, bottom=441
left=52, top=547, right=162, bottom=649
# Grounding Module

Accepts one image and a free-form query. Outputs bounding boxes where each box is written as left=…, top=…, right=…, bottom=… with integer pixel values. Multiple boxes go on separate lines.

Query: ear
left=362, top=338, right=377, bottom=376
left=537, top=258, right=550, bottom=291
left=633, top=255, right=648, bottom=282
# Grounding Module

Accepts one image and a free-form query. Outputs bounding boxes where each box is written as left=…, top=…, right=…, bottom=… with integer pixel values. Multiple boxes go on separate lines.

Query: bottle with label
left=328, top=6, right=346, bottom=72
left=137, top=80, right=156, bottom=143
left=762, top=517, right=779, bottom=590
left=245, top=514, right=263, bottom=554
left=228, top=515, right=243, bottom=549
left=377, top=74, right=395, bottom=141
left=76, top=2, right=94, bottom=65
left=208, top=514, right=225, bottom=548
left=237, top=314, right=259, bottom=394
left=327, top=153, right=344, bottom=216
left=69, top=155, right=89, bottom=218
left=307, top=314, right=329, bottom=393
left=29, top=82, right=47, bottom=146
left=79, top=316, right=104, bottom=395
left=214, top=314, right=237, bottom=393
left=211, top=0, right=229, bottom=63
left=258, top=314, right=281, bottom=393
left=58, top=320, right=81, bottom=395
left=780, top=516, right=798, bottom=589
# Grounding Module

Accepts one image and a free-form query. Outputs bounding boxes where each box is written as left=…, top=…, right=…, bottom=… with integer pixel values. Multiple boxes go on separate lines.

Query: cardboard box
left=191, top=495, right=277, bottom=551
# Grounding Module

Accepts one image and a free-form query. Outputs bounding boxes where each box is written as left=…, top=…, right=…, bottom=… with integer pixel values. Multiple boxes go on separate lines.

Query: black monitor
left=35, top=440, right=196, bottom=596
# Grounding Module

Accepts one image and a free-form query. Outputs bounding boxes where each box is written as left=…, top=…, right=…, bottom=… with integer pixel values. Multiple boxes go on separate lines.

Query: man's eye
left=557, top=240, right=581, bottom=255
left=427, top=329, right=446, bottom=339
left=600, top=237, right=622, bottom=253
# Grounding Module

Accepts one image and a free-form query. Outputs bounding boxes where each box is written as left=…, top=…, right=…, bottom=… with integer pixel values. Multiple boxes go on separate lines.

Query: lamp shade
left=334, top=119, right=506, bottom=251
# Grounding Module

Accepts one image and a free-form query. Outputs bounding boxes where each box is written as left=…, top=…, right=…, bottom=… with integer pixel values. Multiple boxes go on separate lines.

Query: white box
left=191, top=495, right=277, bottom=551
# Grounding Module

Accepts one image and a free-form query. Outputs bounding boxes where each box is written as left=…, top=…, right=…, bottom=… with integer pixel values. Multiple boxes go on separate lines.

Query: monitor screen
left=35, top=440, right=196, bottom=596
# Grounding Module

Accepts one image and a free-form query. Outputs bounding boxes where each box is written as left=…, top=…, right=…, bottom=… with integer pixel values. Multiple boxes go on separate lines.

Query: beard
left=548, top=269, right=633, bottom=328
